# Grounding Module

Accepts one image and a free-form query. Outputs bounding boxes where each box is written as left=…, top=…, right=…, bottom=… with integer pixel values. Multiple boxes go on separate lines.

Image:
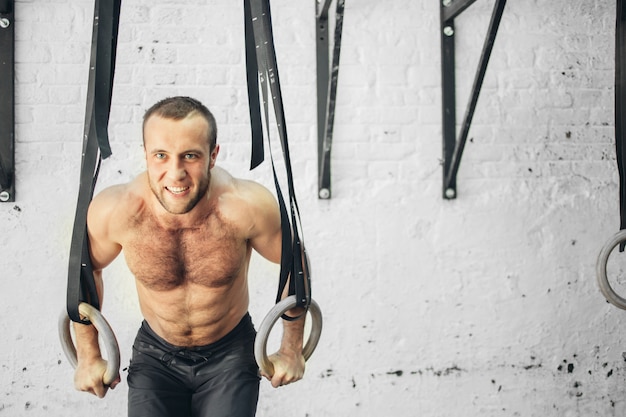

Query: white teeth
left=167, top=186, right=188, bottom=194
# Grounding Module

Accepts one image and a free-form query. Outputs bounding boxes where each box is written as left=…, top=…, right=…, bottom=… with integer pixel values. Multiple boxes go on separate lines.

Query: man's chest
left=120, top=216, right=249, bottom=291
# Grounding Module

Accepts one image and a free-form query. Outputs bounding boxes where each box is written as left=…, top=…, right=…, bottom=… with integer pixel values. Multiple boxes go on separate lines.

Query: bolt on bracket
left=440, top=0, right=506, bottom=199
left=316, top=0, right=345, bottom=199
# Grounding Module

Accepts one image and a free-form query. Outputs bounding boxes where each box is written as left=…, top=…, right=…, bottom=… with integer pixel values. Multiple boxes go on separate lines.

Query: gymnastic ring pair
left=58, top=296, right=322, bottom=383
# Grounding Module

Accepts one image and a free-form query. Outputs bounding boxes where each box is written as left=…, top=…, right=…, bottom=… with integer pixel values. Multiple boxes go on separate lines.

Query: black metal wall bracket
left=440, top=0, right=506, bottom=199
left=614, top=0, right=626, bottom=243
left=316, top=0, right=344, bottom=199
left=0, top=0, right=14, bottom=202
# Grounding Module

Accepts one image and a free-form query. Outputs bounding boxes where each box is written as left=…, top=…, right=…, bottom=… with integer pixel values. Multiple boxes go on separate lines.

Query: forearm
left=264, top=307, right=306, bottom=387
left=280, top=308, right=305, bottom=352
left=74, top=322, right=102, bottom=361
left=74, top=269, right=104, bottom=362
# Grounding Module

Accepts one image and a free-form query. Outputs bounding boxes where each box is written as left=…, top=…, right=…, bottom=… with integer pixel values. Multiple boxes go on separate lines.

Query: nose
left=166, top=158, right=187, bottom=181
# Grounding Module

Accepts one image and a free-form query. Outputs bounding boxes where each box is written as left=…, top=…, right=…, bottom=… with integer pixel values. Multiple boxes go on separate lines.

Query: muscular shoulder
left=88, top=176, right=147, bottom=240
left=212, top=168, right=280, bottom=240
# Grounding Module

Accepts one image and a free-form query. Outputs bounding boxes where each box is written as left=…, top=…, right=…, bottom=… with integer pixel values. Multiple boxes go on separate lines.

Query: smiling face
left=143, top=113, right=219, bottom=215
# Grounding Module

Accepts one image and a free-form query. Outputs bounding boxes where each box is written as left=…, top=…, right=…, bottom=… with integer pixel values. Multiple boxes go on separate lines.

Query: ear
left=209, top=144, right=220, bottom=169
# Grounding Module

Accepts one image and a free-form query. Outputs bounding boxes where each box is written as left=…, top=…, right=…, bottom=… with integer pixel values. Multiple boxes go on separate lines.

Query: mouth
left=165, top=186, right=190, bottom=195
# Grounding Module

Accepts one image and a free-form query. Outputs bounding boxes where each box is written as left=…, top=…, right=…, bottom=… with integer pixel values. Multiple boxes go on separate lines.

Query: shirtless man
left=73, top=96, right=305, bottom=417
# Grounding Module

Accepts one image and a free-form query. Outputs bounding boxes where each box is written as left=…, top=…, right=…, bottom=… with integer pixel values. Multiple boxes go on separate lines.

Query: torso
left=112, top=170, right=255, bottom=347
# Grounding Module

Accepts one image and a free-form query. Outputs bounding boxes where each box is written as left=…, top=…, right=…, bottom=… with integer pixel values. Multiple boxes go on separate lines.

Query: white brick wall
left=0, top=0, right=623, bottom=415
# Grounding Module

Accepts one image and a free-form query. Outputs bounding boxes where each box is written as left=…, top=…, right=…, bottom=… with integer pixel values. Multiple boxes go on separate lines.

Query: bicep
left=248, top=185, right=283, bottom=264
left=86, top=192, right=122, bottom=271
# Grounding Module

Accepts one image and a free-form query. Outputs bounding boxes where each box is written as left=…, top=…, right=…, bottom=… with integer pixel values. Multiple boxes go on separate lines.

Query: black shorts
left=127, top=314, right=260, bottom=417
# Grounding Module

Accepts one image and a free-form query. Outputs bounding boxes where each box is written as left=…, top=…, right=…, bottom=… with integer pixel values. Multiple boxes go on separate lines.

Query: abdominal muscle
left=135, top=276, right=250, bottom=347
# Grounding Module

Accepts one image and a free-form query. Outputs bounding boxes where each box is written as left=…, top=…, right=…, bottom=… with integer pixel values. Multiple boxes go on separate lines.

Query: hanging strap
left=244, top=0, right=311, bottom=313
left=66, top=0, right=121, bottom=324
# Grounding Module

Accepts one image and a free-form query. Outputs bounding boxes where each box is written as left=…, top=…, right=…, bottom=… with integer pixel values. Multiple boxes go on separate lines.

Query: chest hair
left=123, top=210, right=247, bottom=291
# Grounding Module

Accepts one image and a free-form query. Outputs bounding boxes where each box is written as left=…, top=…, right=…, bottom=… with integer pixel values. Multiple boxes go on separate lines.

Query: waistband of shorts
left=138, top=313, right=254, bottom=353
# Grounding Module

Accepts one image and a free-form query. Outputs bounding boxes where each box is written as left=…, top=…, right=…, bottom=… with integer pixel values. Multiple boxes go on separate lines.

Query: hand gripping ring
left=58, top=302, right=121, bottom=385
left=597, top=229, right=626, bottom=310
left=254, top=295, right=322, bottom=376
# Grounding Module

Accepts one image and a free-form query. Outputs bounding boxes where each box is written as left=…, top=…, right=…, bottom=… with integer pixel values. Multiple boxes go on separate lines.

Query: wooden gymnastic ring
left=597, top=229, right=626, bottom=310
left=58, top=302, right=121, bottom=385
left=254, top=295, right=322, bottom=376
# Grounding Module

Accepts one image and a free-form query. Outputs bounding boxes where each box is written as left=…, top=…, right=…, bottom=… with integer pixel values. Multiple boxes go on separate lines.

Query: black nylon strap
left=93, top=0, right=120, bottom=160
left=244, top=0, right=311, bottom=312
left=66, top=0, right=120, bottom=324
left=244, top=0, right=264, bottom=170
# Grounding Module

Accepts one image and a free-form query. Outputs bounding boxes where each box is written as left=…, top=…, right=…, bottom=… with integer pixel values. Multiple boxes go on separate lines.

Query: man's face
left=143, top=114, right=218, bottom=215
